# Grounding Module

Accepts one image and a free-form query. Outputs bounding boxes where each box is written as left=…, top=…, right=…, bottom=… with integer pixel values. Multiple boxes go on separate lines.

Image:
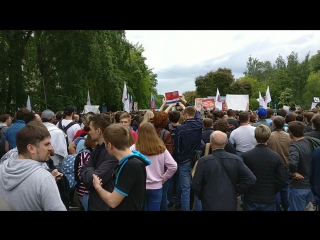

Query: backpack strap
left=159, top=129, right=166, bottom=141
left=64, top=121, right=77, bottom=132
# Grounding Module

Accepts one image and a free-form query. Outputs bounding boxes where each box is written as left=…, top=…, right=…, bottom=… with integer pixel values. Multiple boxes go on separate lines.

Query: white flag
left=257, top=91, right=267, bottom=108
left=265, top=86, right=271, bottom=104
left=26, top=95, right=31, bottom=111
left=215, top=88, right=222, bottom=110
left=314, top=97, right=319, bottom=103
left=122, top=82, right=130, bottom=112
left=86, top=91, right=91, bottom=105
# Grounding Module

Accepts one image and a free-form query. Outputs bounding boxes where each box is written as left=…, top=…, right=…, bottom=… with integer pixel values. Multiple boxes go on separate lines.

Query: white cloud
left=125, top=30, right=320, bottom=96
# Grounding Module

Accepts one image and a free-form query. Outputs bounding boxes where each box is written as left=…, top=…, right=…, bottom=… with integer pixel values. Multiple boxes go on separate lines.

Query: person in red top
left=119, top=112, right=138, bottom=143
left=72, top=113, right=95, bottom=141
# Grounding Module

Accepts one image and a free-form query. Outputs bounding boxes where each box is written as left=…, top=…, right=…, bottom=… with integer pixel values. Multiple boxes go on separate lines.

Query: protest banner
left=165, top=91, right=180, bottom=104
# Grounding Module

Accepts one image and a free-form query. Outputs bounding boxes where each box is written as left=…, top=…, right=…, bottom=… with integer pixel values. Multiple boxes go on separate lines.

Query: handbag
left=191, top=143, right=210, bottom=178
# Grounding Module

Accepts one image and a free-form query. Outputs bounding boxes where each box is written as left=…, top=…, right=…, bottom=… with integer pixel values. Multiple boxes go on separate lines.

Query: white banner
left=84, top=105, right=100, bottom=114
left=311, top=102, right=318, bottom=109
left=225, top=94, right=249, bottom=111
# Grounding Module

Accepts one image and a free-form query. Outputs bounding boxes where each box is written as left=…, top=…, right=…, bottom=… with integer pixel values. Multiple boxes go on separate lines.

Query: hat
left=64, top=105, right=75, bottom=114
left=41, top=109, right=55, bottom=120
left=257, top=107, right=267, bottom=117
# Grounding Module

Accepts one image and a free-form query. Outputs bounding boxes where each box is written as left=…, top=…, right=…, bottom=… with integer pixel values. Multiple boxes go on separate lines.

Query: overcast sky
left=125, top=30, right=320, bottom=96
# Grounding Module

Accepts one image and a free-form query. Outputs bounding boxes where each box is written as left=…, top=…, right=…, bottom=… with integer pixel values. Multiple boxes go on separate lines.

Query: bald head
left=35, top=114, right=42, bottom=122
left=210, top=130, right=228, bottom=149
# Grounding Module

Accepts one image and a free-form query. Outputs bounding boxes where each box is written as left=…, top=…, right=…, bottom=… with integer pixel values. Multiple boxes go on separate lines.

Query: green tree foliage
left=278, top=88, right=294, bottom=108
left=302, top=72, right=320, bottom=109
left=0, top=30, right=155, bottom=114
left=195, top=68, right=235, bottom=97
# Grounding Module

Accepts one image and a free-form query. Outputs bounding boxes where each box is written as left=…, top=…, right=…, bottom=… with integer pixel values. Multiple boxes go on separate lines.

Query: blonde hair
left=140, top=110, right=154, bottom=126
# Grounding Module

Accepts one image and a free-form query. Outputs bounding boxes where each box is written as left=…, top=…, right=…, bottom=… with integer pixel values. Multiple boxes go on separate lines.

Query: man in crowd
left=5, top=108, right=30, bottom=152
left=267, top=116, right=293, bottom=211
left=192, top=130, right=256, bottom=211
left=80, top=114, right=119, bottom=211
left=93, top=124, right=151, bottom=211
left=41, top=109, right=68, bottom=170
left=229, top=111, right=256, bottom=157
left=242, top=125, right=287, bottom=211
left=0, top=121, right=66, bottom=211
left=288, top=121, right=314, bottom=211
left=174, top=95, right=203, bottom=211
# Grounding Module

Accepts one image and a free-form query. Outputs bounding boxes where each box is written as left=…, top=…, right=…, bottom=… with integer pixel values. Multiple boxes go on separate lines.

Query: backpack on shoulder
left=74, top=148, right=91, bottom=186
left=58, top=120, right=78, bottom=147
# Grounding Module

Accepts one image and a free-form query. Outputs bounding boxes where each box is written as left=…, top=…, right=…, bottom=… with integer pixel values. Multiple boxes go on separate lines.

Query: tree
left=195, top=68, right=235, bottom=97
left=278, top=88, right=294, bottom=109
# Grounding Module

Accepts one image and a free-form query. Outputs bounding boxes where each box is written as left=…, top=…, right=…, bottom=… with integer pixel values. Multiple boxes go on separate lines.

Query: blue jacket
left=174, top=109, right=203, bottom=164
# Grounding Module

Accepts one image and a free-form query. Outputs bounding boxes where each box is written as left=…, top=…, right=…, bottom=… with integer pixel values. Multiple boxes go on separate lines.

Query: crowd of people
left=0, top=97, right=320, bottom=211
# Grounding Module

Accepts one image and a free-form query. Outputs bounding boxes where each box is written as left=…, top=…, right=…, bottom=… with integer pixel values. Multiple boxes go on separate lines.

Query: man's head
left=183, top=106, right=196, bottom=119
left=257, top=108, right=267, bottom=119
left=210, top=130, right=228, bottom=149
left=63, top=105, right=75, bottom=117
left=15, top=108, right=31, bottom=121
left=213, top=118, right=229, bottom=133
left=168, top=111, right=180, bottom=124
left=41, top=109, right=56, bottom=123
left=267, top=108, right=275, bottom=119
left=272, top=116, right=285, bottom=129
left=288, top=121, right=305, bottom=138
left=119, top=112, right=132, bottom=127
left=114, top=111, right=124, bottom=123
left=311, top=114, right=320, bottom=131
left=254, top=124, right=271, bottom=144
left=238, top=111, right=249, bottom=123
left=0, top=114, right=12, bottom=126
left=103, top=124, right=134, bottom=156
left=304, top=111, right=314, bottom=123
left=73, top=114, right=79, bottom=122
left=311, top=108, right=320, bottom=114
left=203, top=118, right=213, bottom=129
left=277, top=109, right=287, bottom=118
left=285, top=113, right=296, bottom=124
left=227, top=109, right=234, bottom=117
left=88, top=114, right=112, bottom=143
left=16, top=120, right=52, bottom=161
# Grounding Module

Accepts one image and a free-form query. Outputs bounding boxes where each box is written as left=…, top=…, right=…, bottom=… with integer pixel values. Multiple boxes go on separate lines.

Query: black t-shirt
left=109, top=157, right=147, bottom=211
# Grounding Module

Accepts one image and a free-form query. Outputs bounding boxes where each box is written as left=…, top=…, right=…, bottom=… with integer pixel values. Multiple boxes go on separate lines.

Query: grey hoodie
left=0, top=157, right=66, bottom=211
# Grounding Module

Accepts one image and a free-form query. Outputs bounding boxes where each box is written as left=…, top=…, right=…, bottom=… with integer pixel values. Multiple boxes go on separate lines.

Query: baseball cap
left=64, top=105, right=75, bottom=114
left=257, top=107, right=267, bottom=117
left=41, top=109, right=55, bottom=120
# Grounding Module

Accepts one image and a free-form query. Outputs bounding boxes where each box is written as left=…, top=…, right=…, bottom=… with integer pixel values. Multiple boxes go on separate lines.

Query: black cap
left=64, top=105, right=75, bottom=114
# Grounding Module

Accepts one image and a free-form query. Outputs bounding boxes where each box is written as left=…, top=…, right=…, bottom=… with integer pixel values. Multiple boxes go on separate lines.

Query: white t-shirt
left=56, top=119, right=81, bottom=146
left=229, top=124, right=256, bottom=153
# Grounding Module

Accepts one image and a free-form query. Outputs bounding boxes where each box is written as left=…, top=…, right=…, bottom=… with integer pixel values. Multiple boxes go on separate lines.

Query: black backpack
left=58, top=120, right=78, bottom=147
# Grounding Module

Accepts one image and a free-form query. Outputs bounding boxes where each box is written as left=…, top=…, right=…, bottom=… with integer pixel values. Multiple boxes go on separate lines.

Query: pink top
left=130, top=144, right=177, bottom=190
left=131, top=130, right=138, bottom=143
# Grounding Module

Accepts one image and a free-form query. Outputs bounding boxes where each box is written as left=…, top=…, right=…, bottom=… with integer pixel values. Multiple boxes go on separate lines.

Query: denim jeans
left=160, top=180, right=169, bottom=211
left=179, top=161, right=192, bottom=211
left=78, top=193, right=89, bottom=211
left=193, top=195, right=202, bottom=211
left=288, top=188, right=313, bottom=211
left=167, top=171, right=181, bottom=207
left=275, top=170, right=290, bottom=211
left=243, top=201, right=276, bottom=211
left=145, top=188, right=162, bottom=211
